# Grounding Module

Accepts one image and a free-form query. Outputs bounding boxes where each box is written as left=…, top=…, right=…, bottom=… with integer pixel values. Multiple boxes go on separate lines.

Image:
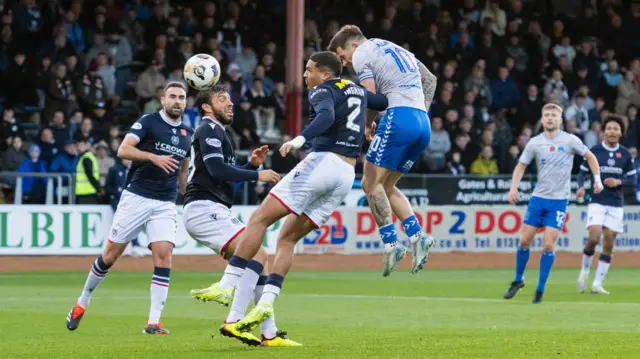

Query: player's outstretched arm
left=417, top=61, right=437, bottom=110
left=583, top=150, right=603, bottom=193
left=118, top=135, right=179, bottom=174
left=365, top=90, right=388, bottom=112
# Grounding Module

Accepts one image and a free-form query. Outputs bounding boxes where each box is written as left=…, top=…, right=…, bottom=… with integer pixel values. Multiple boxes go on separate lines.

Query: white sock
left=384, top=242, right=397, bottom=253
left=581, top=253, right=593, bottom=275
left=259, top=284, right=281, bottom=303
left=219, top=258, right=248, bottom=290
left=254, top=279, right=278, bottom=339
left=409, top=233, right=421, bottom=244
left=148, top=267, right=170, bottom=324
left=77, top=256, right=111, bottom=308
left=226, top=262, right=262, bottom=323
left=593, top=260, right=611, bottom=287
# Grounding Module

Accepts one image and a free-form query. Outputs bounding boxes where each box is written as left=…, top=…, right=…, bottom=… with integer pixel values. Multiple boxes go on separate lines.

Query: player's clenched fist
left=258, top=170, right=280, bottom=183
left=507, top=189, right=518, bottom=205
left=150, top=154, right=179, bottom=174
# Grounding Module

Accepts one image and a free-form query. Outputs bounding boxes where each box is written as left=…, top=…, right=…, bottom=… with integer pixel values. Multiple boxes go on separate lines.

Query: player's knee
left=102, top=242, right=126, bottom=265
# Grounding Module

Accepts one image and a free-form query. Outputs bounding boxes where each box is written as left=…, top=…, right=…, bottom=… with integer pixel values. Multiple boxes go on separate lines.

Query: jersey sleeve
left=352, top=47, right=374, bottom=82
left=198, top=125, right=225, bottom=161
left=518, top=140, right=536, bottom=166
left=625, top=153, right=637, bottom=177
left=569, top=134, right=589, bottom=156
left=126, top=115, right=152, bottom=143
left=300, top=87, right=336, bottom=141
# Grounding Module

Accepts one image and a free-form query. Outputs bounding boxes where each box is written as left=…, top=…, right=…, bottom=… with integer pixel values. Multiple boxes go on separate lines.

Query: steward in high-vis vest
left=75, top=141, right=102, bottom=204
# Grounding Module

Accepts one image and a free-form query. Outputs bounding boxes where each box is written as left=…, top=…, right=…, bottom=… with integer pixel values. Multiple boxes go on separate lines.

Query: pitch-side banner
left=1, top=205, right=640, bottom=255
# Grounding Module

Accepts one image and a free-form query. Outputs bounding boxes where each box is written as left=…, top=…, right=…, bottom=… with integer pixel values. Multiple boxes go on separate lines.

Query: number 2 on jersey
left=384, top=47, right=416, bottom=73
left=346, top=97, right=362, bottom=132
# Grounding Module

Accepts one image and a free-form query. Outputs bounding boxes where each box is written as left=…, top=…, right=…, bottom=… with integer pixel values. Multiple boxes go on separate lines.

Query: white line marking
left=0, top=293, right=638, bottom=306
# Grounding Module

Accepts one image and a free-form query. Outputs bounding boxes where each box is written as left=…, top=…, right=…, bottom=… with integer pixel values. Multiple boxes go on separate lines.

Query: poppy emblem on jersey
left=206, top=138, right=222, bottom=147
left=616, top=152, right=622, bottom=158
left=171, top=135, right=179, bottom=145
left=549, top=146, right=556, bottom=152
left=180, top=129, right=187, bottom=136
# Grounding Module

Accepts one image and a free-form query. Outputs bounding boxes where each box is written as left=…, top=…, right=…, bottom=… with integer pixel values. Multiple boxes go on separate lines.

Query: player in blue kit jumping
left=66, top=82, right=193, bottom=334
left=328, top=25, right=437, bottom=277
left=503, top=103, right=603, bottom=304
left=576, top=116, right=636, bottom=295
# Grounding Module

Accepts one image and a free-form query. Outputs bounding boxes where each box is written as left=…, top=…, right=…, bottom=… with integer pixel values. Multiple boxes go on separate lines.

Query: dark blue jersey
left=125, top=111, right=193, bottom=202
left=578, top=142, right=637, bottom=207
left=304, top=79, right=368, bottom=158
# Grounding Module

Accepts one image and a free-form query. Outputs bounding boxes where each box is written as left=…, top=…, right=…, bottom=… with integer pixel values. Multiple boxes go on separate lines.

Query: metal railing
left=0, top=172, right=75, bottom=205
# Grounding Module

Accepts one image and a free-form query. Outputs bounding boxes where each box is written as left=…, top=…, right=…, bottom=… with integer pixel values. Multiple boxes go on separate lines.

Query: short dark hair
left=602, top=116, right=626, bottom=135
left=327, top=25, right=365, bottom=52
left=309, top=51, right=343, bottom=77
left=194, top=85, right=228, bottom=117
left=163, top=81, right=186, bottom=94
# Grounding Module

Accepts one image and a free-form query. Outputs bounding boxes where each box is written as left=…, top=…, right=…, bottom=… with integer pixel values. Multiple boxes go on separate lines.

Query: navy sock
left=599, top=254, right=612, bottom=263
left=246, top=260, right=264, bottom=275
left=514, top=247, right=530, bottom=283
left=536, top=251, right=555, bottom=292
left=265, top=273, right=284, bottom=289
left=228, top=255, right=249, bottom=270
left=402, top=215, right=421, bottom=238
left=583, top=248, right=595, bottom=256
left=257, top=275, right=267, bottom=286
left=132, top=238, right=140, bottom=247
left=379, top=223, right=398, bottom=244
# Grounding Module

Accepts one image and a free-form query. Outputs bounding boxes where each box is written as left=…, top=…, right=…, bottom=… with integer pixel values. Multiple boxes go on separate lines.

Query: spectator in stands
left=615, top=70, right=640, bottom=115
left=543, top=69, right=570, bottom=107
left=4, top=51, right=39, bottom=110
left=423, top=116, right=451, bottom=173
left=445, top=151, right=466, bottom=176
left=470, top=145, right=499, bottom=175
left=491, top=66, right=520, bottom=111
left=49, top=141, right=78, bottom=182
left=95, top=141, right=115, bottom=188
left=1, top=137, right=26, bottom=187
left=584, top=120, right=601, bottom=149
left=75, top=118, right=97, bottom=144
left=136, top=61, right=166, bottom=102
left=232, top=99, right=260, bottom=149
left=1, top=109, right=25, bottom=151
left=75, top=61, right=108, bottom=121
left=464, top=65, right=493, bottom=106
left=45, top=62, right=77, bottom=123
left=17, top=144, right=47, bottom=204
left=143, top=86, right=163, bottom=114
left=564, top=94, right=590, bottom=134
left=246, top=78, right=277, bottom=141
left=37, top=128, right=58, bottom=165
left=74, top=141, right=102, bottom=204
left=501, top=145, right=521, bottom=174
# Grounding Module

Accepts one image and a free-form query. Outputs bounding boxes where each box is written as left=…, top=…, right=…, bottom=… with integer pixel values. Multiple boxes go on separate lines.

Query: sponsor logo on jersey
left=155, top=142, right=188, bottom=157
left=206, top=138, right=222, bottom=147
left=131, top=123, right=142, bottom=130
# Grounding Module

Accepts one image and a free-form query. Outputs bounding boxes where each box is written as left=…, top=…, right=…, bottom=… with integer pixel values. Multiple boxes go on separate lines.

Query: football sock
left=514, top=246, right=530, bottom=283
left=536, top=251, right=555, bottom=292
left=227, top=260, right=262, bottom=323
left=379, top=223, right=398, bottom=252
left=259, top=273, right=283, bottom=303
left=402, top=215, right=422, bottom=243
left=219, top=256, right=248, bottom=290
left=254, top=275, right=278, bottom=339
left=593, top=254, right=612, bottom=286
left=581, top=248, right=594, bottom=275
left=77, top=255, right=111, bottom=308
left=149, top=267, right=170, bottom=324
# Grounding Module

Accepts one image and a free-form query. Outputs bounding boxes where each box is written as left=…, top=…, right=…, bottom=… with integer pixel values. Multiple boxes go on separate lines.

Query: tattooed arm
left=418, top=61, right=437, bottom=111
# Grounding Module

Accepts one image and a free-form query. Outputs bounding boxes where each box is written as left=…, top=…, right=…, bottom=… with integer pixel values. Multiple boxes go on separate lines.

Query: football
left=183, top=53, right=221, bottom=90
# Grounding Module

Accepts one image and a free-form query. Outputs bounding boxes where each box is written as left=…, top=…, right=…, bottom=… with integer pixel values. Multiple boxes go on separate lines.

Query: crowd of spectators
left=3, top=0, right=640, bottom=204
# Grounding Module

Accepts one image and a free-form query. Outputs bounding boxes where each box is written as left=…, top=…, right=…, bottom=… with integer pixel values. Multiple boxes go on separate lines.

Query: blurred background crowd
left=2, top=0, right=640, bottom=205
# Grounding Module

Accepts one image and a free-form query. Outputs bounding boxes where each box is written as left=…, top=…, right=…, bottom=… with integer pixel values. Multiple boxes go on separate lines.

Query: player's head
left=161, top=81, right=187, bottom=120
left=304, top=51, right=343, bottom=89
left=194, top=85, right=233, bottom=125
left=327, top=25, right=366, bottom=66
left=541, top=102, right=563, bottom=132
left=602, top=116, right=625, bottom=146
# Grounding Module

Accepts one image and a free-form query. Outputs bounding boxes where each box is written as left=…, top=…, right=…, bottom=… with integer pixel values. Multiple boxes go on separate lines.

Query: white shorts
left=182, top=200, right=245, bottom=255
left=269, top=151, right=355, bottom=228
left=586, top=203, right=624, bottom=233
left=109, top=190, right=178, bottom=247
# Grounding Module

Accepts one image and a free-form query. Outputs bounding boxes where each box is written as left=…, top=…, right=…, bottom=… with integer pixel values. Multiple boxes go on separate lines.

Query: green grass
left=1, top=268, right=640, bottom=358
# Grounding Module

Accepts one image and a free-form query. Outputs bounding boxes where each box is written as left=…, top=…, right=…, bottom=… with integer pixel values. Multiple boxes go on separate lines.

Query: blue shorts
left=523, top=196, right=568, bottom=230
left=365, top=107, right=431, bottom=173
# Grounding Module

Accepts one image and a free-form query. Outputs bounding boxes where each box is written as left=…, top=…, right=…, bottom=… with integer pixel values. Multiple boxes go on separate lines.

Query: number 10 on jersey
left=385, top=47, right=417, bottom=73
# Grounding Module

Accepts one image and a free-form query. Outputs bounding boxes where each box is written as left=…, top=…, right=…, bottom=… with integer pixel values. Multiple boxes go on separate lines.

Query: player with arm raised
left=66, top=82, right=193, bottom=334
left=188, top=51, right=389, bottom=338
left=575, top=116, right=636, bottom=295
left=328, top=25, right=437, bottom=277
left=503, top=103, right=603, bottom=304
left=181, top=86, right=295, bottom=347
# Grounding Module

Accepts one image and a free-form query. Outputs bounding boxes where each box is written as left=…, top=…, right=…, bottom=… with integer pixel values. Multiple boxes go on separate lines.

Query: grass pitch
left=1, top=268, right=639, bottom=359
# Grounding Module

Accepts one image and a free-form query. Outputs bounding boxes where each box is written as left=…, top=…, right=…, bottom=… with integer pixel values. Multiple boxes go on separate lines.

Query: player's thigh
left=109, top=190, right=153, bottom=245
left=540, top=198, right=568, bottom=231
left=523, top=197, right=545, bottom=229
left=146, top=200, right=178, bottom=247
left=304, top=164, right=354, bottom=229
left=183, top=200, right=245, bottom=258
left=365, top=108, right=420, bottom=174
left=519, top=224, right=539, bottom=246
left=268, top=152, right=329, bottom=216
left=603, top=205, right=624, bottom=234
left=586, top=203, right=606, bottom=230
left=396, top=111, right=431, bottom=173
